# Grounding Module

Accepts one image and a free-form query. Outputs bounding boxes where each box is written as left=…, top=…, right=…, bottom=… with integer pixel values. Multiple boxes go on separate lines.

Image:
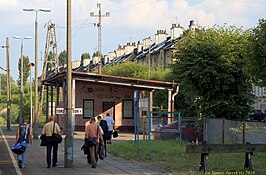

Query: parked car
left=248, top=111, right=266, bottom=121
left=153, top=118, right=203, bottom=142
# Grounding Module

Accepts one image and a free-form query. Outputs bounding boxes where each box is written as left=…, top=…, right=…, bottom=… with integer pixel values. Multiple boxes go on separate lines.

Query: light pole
left=13, top=36, right=32, bottom=124
left=28, top=62, right=34, bottom=126
left=23, top=8, right=51, bottom=138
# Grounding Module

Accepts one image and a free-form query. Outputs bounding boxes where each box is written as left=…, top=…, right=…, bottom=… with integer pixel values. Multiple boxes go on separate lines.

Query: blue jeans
left=17, top=146, right=28, bottom=168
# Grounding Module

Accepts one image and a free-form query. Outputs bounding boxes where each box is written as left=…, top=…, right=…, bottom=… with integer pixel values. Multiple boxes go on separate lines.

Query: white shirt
left=104, top=115, right=115, bottom=131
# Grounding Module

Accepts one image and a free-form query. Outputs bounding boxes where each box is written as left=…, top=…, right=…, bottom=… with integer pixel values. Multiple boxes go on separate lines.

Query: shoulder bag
left=40, top=134, right=47, bottom=146
left=113, top=130, right=118, bottom=138
left=85, top=125, right=98, bottom=147
left=11, top=125, right=29, bottom=154
left=51, top=122, right=62, bottom=144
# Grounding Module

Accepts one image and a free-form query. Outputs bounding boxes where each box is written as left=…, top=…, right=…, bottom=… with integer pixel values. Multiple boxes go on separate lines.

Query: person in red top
left=85, top=117, right=103, bottom=168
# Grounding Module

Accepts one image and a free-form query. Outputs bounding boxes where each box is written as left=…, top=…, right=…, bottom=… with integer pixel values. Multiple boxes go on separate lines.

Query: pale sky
left=0, top=0, right=265, bottom=81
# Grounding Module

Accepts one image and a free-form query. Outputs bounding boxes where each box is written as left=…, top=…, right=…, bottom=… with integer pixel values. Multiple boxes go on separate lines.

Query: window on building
left=83, top=99, right=94, bottom=118
left=123, top=100, right=133, bottom=118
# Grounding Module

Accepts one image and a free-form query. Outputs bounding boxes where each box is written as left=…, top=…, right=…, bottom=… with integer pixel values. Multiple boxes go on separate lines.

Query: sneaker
left=91, top=165, right=96, bottom=168
left=18, top=160, right=22, bottom=168
left=52, top=163, right=58, bottom=167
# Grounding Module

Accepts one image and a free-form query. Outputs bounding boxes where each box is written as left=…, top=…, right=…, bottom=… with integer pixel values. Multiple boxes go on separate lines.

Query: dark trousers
left=103, top=135, right=107, bottom=156
left=106, top=131, right=112, bottom=141
left=87, top=143, right=98, bottom=167
left=46, top=137, right=58, bottom=167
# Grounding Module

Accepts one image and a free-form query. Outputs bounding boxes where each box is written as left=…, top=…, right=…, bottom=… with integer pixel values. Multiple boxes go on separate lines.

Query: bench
left=186, top=141, right=266, bottom=173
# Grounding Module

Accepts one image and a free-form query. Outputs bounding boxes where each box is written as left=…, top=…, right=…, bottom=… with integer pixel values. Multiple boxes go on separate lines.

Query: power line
left=102, top=0, right=122, bottom=10
left=109, top=0, right=147, bottom=13
left=0, top=66, right=7, bottom=71
left=72, top=18, right=95, bottom=38
left=56, top=0, right=148, bottom=57
left=73, top=27, right=96, bottom=51
left=90, top=3, right=110, bottom=74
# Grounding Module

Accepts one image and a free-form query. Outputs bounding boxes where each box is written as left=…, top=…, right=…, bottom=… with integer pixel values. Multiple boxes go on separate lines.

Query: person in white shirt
left=104, top=113, right=115, bottom=144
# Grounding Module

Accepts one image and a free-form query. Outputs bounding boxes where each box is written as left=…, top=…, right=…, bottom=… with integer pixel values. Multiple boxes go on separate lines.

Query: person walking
left=97, top=115, right=108, bottom=156
left=85, top=117, right=103, bottom=168
left=104, top=113, right=115, bottom=144
left=16, top=117, right=33, bottom=168
left=42, top=116, right=61, bottom=168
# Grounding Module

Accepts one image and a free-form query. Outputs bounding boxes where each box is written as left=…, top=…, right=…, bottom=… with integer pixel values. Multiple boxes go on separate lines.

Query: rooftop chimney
left=83, top=58, right=90, bottom=67
left=143, top=37, right=152, bottom=50
left=189, top=20, right=196, bottom=31
left=124, top=42, right=136, bottom=55
left=137, top=41, right=143, bottom=53
left=170, top=23, right=184, bottom=39
left=72, top=61, right=81, bottom=69
left=155, top=29, right=168, bottom=45
left=108, top=51, right=116, bottom=61
left=116, top=45, right=125, bottom=57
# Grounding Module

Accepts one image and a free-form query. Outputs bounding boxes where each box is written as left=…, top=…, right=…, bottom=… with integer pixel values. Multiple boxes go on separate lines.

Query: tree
left=92, top=51, right=103, bottom=58
left=0, top=73, right=22, bottom=124
left=102, top=62, right=178, bottom=111
left=172, top=26, right=254, bottom=120
left=58, top=50, right=67, bottom=66
left=18, top=56, right=30, bottom=86
left=102, top=61, right=172, bottom=81
left=102, top=62, right=149, bottom=79
left=81, top=52, right=91, bottom=65
left=246, top=18, right=266, bottom=86
left=47, top=51, right=53, bottom=69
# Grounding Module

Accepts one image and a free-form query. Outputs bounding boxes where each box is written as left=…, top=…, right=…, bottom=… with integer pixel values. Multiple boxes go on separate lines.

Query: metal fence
left=204, top=119, right=266, bottom=144
left=139, top=112, right=181, bottom=140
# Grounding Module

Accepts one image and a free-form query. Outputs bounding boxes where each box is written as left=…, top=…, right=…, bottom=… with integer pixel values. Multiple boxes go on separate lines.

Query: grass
left=108, top=140, right=266, bottom=175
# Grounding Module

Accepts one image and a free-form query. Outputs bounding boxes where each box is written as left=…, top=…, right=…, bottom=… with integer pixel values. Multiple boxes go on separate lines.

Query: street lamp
left=28, top=62, right=34, bottom=126
left=13, top=35, right=32, bottom=124
left=23, top=8, right=51, bottom=138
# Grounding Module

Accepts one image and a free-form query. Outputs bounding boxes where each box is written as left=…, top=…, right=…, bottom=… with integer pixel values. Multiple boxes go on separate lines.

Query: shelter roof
left=43, top=71, right=176, bottom=91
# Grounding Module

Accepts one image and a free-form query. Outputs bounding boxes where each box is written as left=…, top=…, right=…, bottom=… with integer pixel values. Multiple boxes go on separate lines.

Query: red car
left=153, top=118, right=203, bottom=142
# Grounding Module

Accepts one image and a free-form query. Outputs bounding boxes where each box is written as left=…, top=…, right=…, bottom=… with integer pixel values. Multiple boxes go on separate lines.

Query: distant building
left=252, top=85, right=266, bottom=112
left=43, top=72, right=176, bottom=131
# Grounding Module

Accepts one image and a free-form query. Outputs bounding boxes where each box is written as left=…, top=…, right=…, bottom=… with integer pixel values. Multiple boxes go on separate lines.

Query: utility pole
left=1, top=37, right=11, bottom=130
left=65, top=0, right=73, bottom=168
left=148, top=46, right=151, bottom=79
left=0, top=77, right=1, bottom=96
left=90, top=3, right=110, bottom=74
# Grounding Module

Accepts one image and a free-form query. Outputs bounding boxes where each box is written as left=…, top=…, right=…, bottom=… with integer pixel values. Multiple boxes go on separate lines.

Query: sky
left=0, top=0, right=265, bottom=81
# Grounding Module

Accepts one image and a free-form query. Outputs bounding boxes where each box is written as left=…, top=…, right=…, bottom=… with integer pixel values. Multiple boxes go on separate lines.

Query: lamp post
left=23, top=8, right=51, bottom=138
left=13, top=36, right=32, bottom=124
left=28, top=62, right=34, bottom=126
